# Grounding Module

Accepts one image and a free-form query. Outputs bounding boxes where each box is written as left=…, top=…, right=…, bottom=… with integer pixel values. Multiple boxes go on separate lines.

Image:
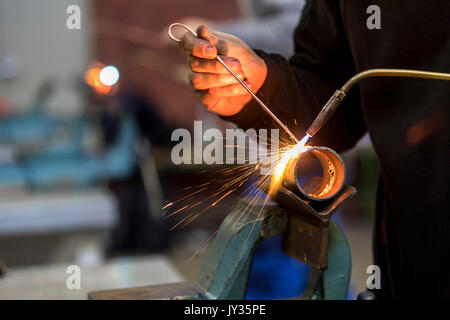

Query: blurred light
left=85, top=62, right=119, bottom=95
left=405, top=112, right=445, bottom=146
left=99, top=66, right=120, bottom=86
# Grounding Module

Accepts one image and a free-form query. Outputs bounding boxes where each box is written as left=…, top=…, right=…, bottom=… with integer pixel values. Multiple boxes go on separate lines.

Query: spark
left=211, top=190, right=234, bottom=207
left=164, top=205, right=189, bottom=218
left=269, top=134, right=311, bottom=194
left=163, top=131, right=311, bottom=264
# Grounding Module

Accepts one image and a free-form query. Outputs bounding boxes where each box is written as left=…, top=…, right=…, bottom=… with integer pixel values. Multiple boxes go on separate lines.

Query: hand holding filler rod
left=168, top=23, right=299, bottom=143
left=169, top=23, right=450, bottom=144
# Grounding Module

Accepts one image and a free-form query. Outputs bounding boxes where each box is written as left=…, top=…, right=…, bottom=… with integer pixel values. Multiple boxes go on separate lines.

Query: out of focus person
left=177, top=1, right=450, bottom=299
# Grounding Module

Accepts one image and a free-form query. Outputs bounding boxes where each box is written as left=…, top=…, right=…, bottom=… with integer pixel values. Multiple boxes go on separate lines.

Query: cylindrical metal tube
left=283, top=146, right=345, bottom=201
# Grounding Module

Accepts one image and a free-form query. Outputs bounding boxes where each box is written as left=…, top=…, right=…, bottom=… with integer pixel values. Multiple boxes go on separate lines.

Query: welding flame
left=269, top=134, right=310, bottom=194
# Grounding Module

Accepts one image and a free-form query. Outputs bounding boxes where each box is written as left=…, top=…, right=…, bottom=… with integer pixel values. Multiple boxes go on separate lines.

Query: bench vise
left=89, top=146, right=356, bottom=300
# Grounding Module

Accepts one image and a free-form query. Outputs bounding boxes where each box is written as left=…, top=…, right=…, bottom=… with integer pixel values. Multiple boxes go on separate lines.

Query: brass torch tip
left=306, top=90, right=346, bottom=137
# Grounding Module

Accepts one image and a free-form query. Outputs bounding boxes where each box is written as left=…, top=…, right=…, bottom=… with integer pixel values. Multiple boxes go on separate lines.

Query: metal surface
left=273, top=185, right=356, bottom=269
left=168, top=23, right=299, bottom=143
left=306, top=68, right=450, bottom=137
left=299, top=220, right=352, bottom=300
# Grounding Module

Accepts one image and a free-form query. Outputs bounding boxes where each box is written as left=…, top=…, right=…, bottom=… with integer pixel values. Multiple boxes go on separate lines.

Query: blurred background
left=0, top=0, right=380, bottom=299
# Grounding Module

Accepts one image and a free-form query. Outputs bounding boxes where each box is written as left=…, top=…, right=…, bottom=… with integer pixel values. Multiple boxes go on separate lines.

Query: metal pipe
left=283, top=146, right=345, bottom=201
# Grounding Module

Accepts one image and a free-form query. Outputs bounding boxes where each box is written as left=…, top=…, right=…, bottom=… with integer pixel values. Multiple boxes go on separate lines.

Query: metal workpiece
left=282, top=146, right=346, bottom=201
left=272, top=183, right=355, bottom=270
left=299, top=220, right=352, bottom=300
left=306, top=68, right=450, bottom=138
left=268, top=144, right=354, bottom=271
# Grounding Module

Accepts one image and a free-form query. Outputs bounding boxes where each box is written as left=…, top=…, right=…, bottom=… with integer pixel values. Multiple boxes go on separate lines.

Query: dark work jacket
left=223, top=0, right=450, bottom=299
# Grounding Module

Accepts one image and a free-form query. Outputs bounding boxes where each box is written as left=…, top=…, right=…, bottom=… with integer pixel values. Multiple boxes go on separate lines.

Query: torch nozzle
left=306, top=90, right=346, bottom=137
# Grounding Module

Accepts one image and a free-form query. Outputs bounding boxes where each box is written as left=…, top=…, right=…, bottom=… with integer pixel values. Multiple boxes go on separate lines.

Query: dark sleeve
left=222, top=0, right=366, bottom=152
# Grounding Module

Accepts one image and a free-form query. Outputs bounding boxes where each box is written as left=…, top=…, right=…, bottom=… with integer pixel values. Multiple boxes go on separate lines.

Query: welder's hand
left=179, top=25, right=267, bottom=116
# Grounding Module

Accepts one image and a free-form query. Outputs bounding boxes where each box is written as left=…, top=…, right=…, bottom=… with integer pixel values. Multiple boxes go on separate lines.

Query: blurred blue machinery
left=0, top=110, right=137, bottom=189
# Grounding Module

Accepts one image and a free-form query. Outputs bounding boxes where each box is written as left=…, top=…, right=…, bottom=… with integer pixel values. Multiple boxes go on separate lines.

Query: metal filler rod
left=168, top=23, right=299, bottom=143
left=306, top=69, right=450, bottom=137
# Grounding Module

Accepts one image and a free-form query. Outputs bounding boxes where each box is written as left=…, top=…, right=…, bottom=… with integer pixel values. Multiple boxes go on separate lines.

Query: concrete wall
left=0, top=0, right=91, bottom=115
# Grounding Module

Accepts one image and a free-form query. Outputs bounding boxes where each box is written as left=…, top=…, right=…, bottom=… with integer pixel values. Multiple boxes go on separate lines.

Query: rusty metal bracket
left=273, top=185, right=356, bottom=270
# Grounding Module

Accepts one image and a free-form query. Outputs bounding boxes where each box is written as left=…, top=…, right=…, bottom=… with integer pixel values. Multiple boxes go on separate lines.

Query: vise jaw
left=274, top=185, right=356, bottom=270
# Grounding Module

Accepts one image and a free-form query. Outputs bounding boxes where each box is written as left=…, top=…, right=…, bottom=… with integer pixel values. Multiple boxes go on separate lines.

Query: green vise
left=89, top=183, right=356, bottom=300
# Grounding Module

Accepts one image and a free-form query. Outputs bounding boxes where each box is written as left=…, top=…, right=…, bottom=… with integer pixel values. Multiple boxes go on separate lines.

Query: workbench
left=0, top=255, right=183, bottom=299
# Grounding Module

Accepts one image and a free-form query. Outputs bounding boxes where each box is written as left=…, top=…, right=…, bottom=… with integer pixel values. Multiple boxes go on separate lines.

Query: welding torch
left=169, top=23, right=450, bottom=144
left=306, top=69, right=450, bottom=138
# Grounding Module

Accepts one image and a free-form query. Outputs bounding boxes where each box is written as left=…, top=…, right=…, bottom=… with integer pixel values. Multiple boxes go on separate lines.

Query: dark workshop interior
left=0, top=0, right=448, bottom=303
